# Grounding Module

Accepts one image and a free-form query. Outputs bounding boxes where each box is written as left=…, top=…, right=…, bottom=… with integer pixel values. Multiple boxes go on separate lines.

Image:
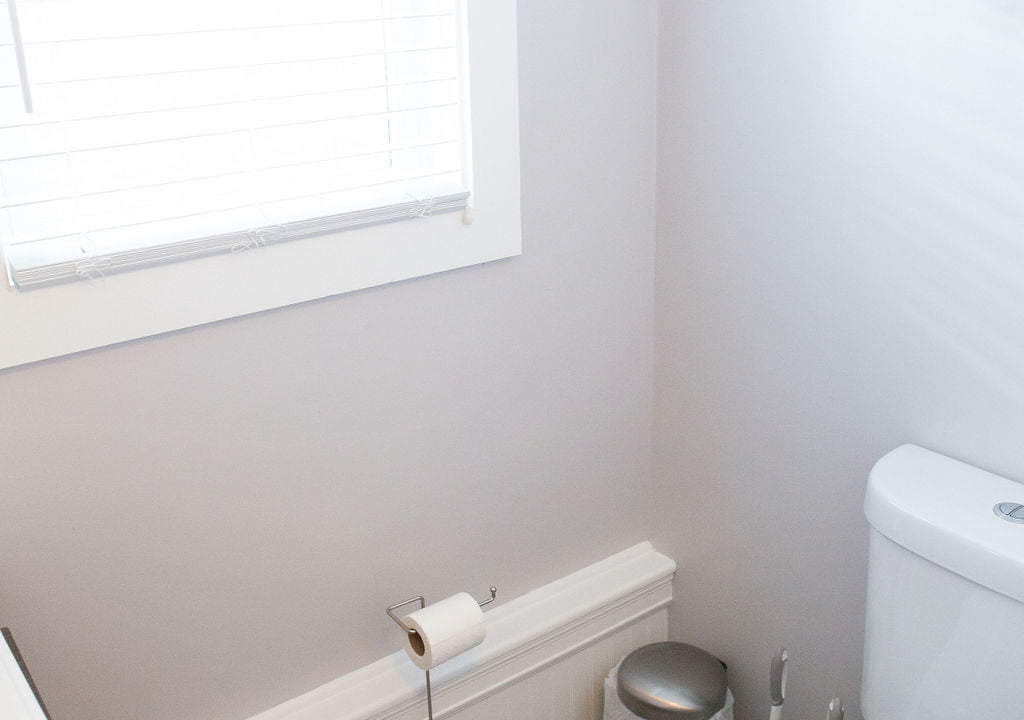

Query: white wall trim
left=247, top=542, right=676, bottom=720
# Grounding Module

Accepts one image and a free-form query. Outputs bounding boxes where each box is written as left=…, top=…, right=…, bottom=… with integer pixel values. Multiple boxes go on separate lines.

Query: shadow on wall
left=825, top=0, right=1024, bottom=409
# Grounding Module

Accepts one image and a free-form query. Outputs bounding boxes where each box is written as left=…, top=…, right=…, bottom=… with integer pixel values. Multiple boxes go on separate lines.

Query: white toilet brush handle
left=768, top=648, right=787, bottom=720
left=825, top=697, right=844, bottom=720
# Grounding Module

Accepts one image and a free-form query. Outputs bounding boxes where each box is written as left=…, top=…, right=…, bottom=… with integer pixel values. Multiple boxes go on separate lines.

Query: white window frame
left=0, top=0, right=520, bottom=370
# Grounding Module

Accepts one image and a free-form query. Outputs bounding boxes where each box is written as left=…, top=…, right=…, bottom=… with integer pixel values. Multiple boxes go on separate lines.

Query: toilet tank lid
left=865, top=444, right=1024, bottom=604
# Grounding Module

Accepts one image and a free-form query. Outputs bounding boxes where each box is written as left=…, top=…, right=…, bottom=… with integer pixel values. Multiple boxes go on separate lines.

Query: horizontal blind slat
left=0, top=76, right=456, bottom=130
left=21, top=43, right=457, bottom=86
left=0, top=13, right=456, bottom=45
left=2, top=139, right=462, bottom=216
left=6, top=0, right=455, bottom=42
left=0, top=98, right=458, bottom=162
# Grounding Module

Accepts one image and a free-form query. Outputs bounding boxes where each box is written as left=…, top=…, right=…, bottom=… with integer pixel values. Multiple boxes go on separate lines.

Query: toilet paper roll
left=402, top=592, right=486, bottom=670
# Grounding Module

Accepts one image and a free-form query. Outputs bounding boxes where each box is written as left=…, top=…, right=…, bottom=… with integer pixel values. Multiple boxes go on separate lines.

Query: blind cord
left=6, top=0, right=33, bottom=113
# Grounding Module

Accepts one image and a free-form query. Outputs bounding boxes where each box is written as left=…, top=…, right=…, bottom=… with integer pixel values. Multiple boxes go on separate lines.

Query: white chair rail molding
left=247, top=543, right=676, bottom=720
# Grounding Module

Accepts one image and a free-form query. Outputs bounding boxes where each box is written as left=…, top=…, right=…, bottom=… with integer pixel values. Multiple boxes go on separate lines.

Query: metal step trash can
left=604, top=642, right=734, bottom=720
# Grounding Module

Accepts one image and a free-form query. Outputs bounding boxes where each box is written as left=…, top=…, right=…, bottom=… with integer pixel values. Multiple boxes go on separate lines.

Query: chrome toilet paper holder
left=386, top=586, right=496, bottom=634
left=385, top=587, right=497, bottom=720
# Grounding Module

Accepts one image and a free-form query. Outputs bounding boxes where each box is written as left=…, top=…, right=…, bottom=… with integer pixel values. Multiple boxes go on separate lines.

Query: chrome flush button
left=993, top=502, right=1024, bottom=523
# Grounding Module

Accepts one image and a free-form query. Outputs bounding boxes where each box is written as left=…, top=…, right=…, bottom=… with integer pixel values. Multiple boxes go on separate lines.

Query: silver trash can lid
left=616, top=642, right=727, bottom=720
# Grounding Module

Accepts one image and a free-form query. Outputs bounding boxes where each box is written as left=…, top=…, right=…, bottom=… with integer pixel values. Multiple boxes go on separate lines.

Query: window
left=0, top=0, right=520, bottom=369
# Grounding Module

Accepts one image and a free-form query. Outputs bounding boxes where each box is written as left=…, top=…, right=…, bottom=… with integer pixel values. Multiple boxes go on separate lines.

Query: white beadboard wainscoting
left=451, top=611, right=667, bottom=720
left=248, top=542, right=675, bottom=720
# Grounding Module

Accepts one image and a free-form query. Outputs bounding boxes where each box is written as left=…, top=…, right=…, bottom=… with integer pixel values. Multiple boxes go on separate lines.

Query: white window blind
left=0, top=0, right=471, bottom=288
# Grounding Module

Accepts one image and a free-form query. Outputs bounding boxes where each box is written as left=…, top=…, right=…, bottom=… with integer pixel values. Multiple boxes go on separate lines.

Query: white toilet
left=862, top=444, right=1024, bottom=719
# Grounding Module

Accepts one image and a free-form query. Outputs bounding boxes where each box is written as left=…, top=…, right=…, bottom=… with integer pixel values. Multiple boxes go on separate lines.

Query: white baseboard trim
left=247, top=542, right=676, bottom=720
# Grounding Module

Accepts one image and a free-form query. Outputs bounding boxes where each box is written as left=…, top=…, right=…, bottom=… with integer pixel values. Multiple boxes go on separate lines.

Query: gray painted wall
left=654, top=2, right=1024, bottom=719
left=9, top=3, right=1024, bottom=719
left=0, top=3, right=658, bottom=719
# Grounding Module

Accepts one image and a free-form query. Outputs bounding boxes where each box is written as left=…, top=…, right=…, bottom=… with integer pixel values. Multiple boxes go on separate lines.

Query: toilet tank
left=862, top=445, right=1024, bottom=720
